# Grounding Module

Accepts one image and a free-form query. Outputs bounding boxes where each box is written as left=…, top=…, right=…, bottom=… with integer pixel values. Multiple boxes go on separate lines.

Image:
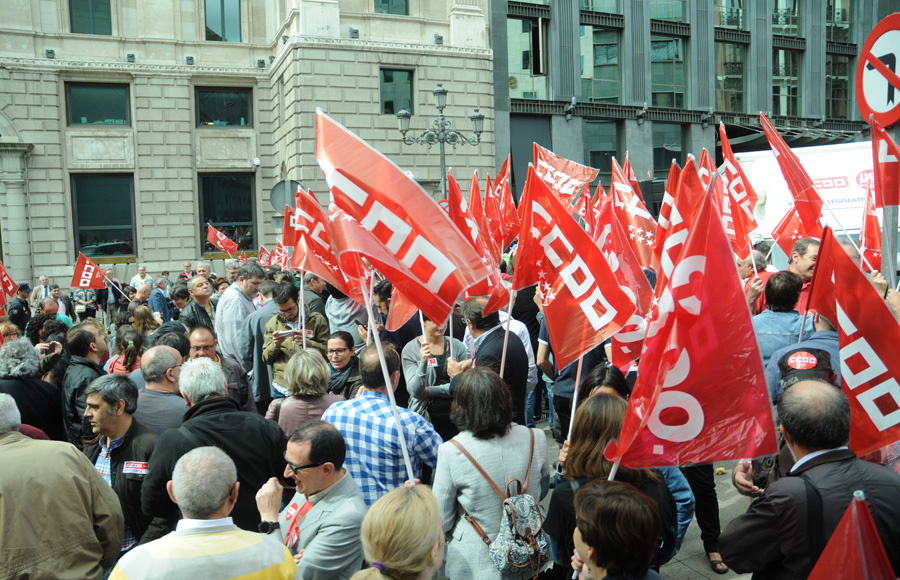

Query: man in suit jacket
left=239, top=280, right=278, bottom=413
left=256, top=420, right=367, bottom=580
left=449, top=296, right=529, bottom=424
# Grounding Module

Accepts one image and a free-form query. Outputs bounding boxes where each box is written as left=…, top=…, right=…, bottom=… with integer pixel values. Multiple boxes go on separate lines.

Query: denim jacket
left=752, top=309, right=814, bottom=368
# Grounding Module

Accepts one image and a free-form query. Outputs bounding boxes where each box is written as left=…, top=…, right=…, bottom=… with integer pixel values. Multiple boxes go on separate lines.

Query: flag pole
left=361, top=274, right=416, bottom=485
left=871, top=114, right=897, bottom=287
left=418, top=310, right=427, bottom=345
left=299, top=268, right=307, bottom=349
left=498, top=289, right=516, bottom=377
left=608, top=456, right=622, bottom=481
left=748, top=237, right=759, bottom=278
left=566, top=356, right=585, bottom=441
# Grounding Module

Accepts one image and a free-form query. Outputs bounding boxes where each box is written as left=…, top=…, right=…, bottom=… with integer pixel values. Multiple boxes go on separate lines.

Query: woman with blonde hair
left=132, top=305, right=160, bottom=344
left=266, top=348, right=344, bottom=436
left=351, top=484, right=444, bottom=580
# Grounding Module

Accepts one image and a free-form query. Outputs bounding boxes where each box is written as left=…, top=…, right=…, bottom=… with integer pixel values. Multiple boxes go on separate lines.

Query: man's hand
left=732, top=460, right=763, bottom=497
left=558, top=440, right=570, bottom=468
left=273, top=331, right=288, bottom=347
left=447, top=357, right=472, bottom=378
left=871, top=271, right=888, bottom=298
left=886, top=290, right=900, bottom=321
left=255, top=477, right=284, bottom=523
left=357, top=324, right=369, bottom=345
left=745, top=276, right=764, bottom=308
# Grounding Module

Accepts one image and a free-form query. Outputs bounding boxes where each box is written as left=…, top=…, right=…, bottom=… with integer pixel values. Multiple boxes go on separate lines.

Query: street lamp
left=396, top=83, right=485, bottom=199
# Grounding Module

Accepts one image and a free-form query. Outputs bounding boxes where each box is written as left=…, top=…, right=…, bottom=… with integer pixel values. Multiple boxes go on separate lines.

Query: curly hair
left=0, top=338, right=40, bottom=379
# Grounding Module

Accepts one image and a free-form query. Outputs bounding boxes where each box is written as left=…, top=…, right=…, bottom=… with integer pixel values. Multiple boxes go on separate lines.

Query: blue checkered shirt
left=94, top=435, right=137, bottom=552
left=322, top=390, right=443, bottom=506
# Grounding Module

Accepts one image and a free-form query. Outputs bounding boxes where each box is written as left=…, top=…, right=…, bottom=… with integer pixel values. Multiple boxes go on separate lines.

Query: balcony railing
left=715, top=6, right=744, bottom=29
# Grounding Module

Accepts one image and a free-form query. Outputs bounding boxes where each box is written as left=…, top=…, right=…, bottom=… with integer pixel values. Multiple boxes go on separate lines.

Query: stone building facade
left=0, top=0, right=494, bottom=286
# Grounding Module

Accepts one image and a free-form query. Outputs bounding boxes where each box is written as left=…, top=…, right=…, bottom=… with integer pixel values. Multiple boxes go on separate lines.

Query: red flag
left=594, top=197, right=654, bottom=370
left=771, top=207, right=823, bottom=258
left=720, top=124, right=760, bottom=259
left=290, top=187, right=365, bottom=300
left=807, top=493, right=895, bottom=580
left=606, top=189, right=777, bottom=467
left=490, top=155, right=520, bottom=249
left=447, top=172, right=509, bottom=317
left=513, top=165, right=635, bottom=369
left=238, top=252, right=247, bottom=266
left=0, top=262, right=17, bottom=298
left=871, top=120, right=900, bottom=208
left=699, top=148, right=752, bottom=259
left=623, top=152, right=645, bottom=204
left=206, top=224, right=238, bottom=257
left=283, top=205, right=298, bottom=249
left=71, top=253, right=107, bottom=290
left=651, top=160, right=683, bottom=274
left=315, top=110, right=491, bottom=324
left=571, top=188, right=596, bottom=235
left=859, top=182, right=883, bottom=273
left=760, top=113, right=825, bottom=233
left=610, top=157, right=657, bottom=271
left=272, top=240, right=289, bottom=269
left=533, top=143, right=599, bottom=207
left=258, top=246, right=271, bottom=269
left=807, top=228, right=900, bottom=456
left=385, top=286, right=419, bottom=332
left=469, top=172, right=500, bottom=261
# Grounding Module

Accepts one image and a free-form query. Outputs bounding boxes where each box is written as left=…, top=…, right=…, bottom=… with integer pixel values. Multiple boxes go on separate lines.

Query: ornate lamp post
left=396, top=83, right=485, bottom=199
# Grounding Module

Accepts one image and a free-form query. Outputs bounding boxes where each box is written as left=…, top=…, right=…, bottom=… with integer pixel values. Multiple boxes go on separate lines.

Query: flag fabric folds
left=606, top=188, right=777, bottom=467
left=0, top=262, right=17, bottom=297
left=71, top=253, right=107, bottom=290
left=513, top=166, right=634, bottom=370
left=770, top=208, right=823, bottom=258
left=859, top=182, right=883, bottom=273
left=206, top=225, right=238, bottom=257
left=610, top=158, right=657, bottom=271
left=807, top=228, right=900, bottom=457
left=760, top=113, right=825, bottom=233
left=315, top=109, right=491, bottom=324
left=257, top=246, right=271, bottom=269
left=871, top=120, right=900, bottom=208
left=488, top=155, right=521, bottom=250
left=533, top=143, right=599, bottom=207
left=806, top=493, right=895, bottom=580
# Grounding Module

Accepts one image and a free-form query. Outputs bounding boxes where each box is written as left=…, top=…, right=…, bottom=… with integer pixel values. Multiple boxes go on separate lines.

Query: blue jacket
left=765, top=330, right=840, bottom=402
left=752, top=309, right=814, bottom=368
left=147, top=288, right=171, bottom=322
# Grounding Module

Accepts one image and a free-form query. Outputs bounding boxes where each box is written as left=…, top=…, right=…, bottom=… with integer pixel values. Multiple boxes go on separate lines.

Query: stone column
left=0, top=143, right=35, bottom=283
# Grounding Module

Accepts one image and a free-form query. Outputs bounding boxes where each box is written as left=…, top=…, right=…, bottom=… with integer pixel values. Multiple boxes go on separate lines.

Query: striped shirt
left=94, top=435, right=137, bottom=552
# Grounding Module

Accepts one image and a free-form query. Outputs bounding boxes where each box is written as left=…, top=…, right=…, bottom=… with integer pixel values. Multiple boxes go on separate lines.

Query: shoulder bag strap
left=800, top=473, right=826, bottom=565
left=177, top=425, right=207, bottom=448
left=520, top=428, right=536, bottom=495
left=274, top=397, right=285, bottom=422
left=450, top=439, right=506, bottom=500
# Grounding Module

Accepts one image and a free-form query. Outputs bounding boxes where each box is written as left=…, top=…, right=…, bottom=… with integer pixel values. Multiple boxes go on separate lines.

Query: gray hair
left=196, top=261, right=210, bottom=271
left=179, top=357, right=226, bottom=404
left=285, top=349, right=330, bottom=396
left=237, top=263, right=265, bottom=280
left=155, top=276, right=167, bottom=287
left=84, top=374, right=139, bottom=414
left=747, top=251, right=767, bottom=273
left=171, top=446, right=237, bottom=519
left=304, top=272, right=322, bottom=284
left=225, top=260, right=239, bottom=270
left=141, top=346, right=178, bottom=384
left=0, top=393, right=21, bottom=434
left=777, top=381, right=850, bottom=450
left=0, top=338, right=40, bottom=379
left=138, top=264, right=147, bottom=270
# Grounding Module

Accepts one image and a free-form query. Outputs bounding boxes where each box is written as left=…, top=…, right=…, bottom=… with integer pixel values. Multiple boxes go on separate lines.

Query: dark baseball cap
left=17, top=283, right=31, bottom=293
left=778, top=347, right=836, bottom=388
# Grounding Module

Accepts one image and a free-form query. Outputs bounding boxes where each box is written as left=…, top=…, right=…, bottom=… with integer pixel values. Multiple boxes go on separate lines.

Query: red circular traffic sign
left=857, top=13, right=900, bottom=127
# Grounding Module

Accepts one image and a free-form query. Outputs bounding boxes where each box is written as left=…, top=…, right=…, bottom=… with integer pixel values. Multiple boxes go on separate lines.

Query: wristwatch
left=258, top=520, right=280, bottom=534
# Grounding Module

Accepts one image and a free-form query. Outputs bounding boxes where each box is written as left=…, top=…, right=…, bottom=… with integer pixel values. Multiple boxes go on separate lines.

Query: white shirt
left=176, top=516, right=234, bottom=531
left=789, top=446, right=849, bottom=473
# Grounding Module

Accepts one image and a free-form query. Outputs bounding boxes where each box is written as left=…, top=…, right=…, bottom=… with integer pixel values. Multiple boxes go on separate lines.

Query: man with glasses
left=188, top=325, right=254, bottom=413
left=133, top=346, right=186, bottom=435
left=262, top=283, right=329, bottom=397
left=142, top=358, right=287, bottom=535
left=255, top=420, right=366, bottom=579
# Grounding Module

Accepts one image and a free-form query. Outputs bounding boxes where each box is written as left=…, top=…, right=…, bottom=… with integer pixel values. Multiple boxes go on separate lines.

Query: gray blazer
left=432, top=425, right=550, bottom=580
left=274, top=472, right=367, bottom=580
left=401, top=336, right=468, bottom=420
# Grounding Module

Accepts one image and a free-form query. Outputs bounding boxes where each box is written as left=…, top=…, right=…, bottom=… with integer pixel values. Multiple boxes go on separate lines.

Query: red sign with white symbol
left=856, top=13, right=900, bottom=127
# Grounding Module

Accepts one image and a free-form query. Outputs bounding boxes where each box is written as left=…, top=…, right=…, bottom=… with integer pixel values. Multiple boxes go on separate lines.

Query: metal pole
left=440, top=138, right=447, bottom=200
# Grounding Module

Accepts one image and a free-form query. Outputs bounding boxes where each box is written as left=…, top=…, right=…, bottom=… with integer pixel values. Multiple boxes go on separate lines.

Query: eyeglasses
left=326, top=348, right=349, bottom=356
left=1, top=331, right=20, bottom=339
left=284, top=455, right=324, bottom=474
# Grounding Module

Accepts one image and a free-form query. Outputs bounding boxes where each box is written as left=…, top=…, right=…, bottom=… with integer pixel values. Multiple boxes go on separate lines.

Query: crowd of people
left=2, top=238, right=900, bottom=580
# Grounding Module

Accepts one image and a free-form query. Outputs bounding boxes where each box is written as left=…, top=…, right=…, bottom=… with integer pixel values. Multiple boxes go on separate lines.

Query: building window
left=649, top=0, right=685, bottom=22
left=199, top=174, right=255, bottom=254
left=772, top=0, right=800, bottom=37
left=583, top=120, right=618, bottom=184
left=580, top=27, right=619, bottom=104
left=67, top=84, right=129, bottom=125
left=715, top=42, right=744, bottom=113
left=651, top=35, right=686, bottom=109
left=375, top=0, right=408, bottom=14
left=773, top=49, right=801, bottom=116
left=205, top=0, right=241, bottom=42
left=508, top=17, right=549, bottom=100
left=826, top=54, right=851, bottom=119
left=714, top=0, right=744, bottom=29
left=827, top=0, right=852, bottom=43
left=73, top=175, right=135, bottom=257
left=380, top=70, right=413, bottom=115
left=196, top=88, right=252, bottom=127
left=580, top=0, right=619, bottom=12
left=652, top=124, right=683, bottom=177
left=70, top=0, right=111, bottom=35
